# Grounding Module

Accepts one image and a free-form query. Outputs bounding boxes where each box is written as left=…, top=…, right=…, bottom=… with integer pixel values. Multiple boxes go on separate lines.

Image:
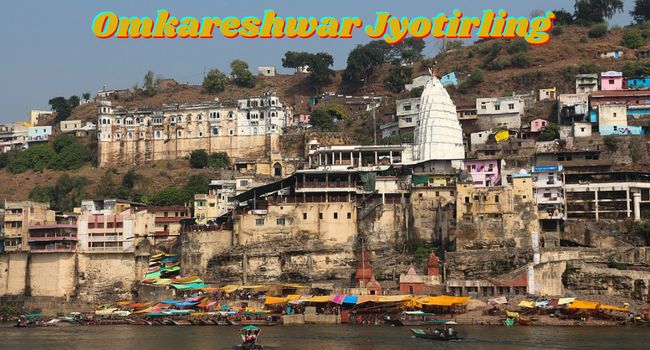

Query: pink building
left=600, top=71, right=623, bottom=91
left=530, top=118, right=549, bottom=132
left=464, top=159, right=503, bottom=187
left=299, top=114, right=310, bottom=124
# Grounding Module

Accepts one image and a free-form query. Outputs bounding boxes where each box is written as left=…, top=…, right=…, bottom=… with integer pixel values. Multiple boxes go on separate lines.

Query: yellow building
left=26, top=110, right=52, bottom=125
left=3, top=201, right=54, bottom=251
left=455, top=170, right=539, bottom=251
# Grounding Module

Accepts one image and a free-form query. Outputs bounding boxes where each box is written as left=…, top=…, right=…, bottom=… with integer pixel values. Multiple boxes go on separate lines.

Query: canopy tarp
left=220, top=285, right=238, bottom=293
left=557, top=298, right=575, bottom=305
left=219, top=305, right=229, bottom=310
left=153, top=279, right=173, bottom=285
left=599, top=305, right=630, bottom=312
left=535, top=301, right=549, bottom=307
left=186, top=296, right=204, bottom=302
left=95, top=308, right=118, bottom=315
left=377, top=295, right=410, bottom=303
left=175, top=301, right=199, bottom=307
left=287, top=295, right=302, bottom=301
left=24, top=314, right=44, bottom=317
left=161, top=300, right=181, bottom=304
left=343, top=296, right=358, bottom=304
left=265, top=296, right=289, bottom=304
left=129, top=303, right=149, bottom=309
left=117, top=301, right=132, bottom=305
left=569, top=300, right=599, bottom=310
left=419, top=296, right=470, bottom=306
left=329, top=294, right=346, bottom=305
left=238, top=285, right=265, bottom=290
left=145, top=272, right=161, bottom=278
left=135, top=307, right=161, bottom=314
left=412, top=174, right=430, bottom=185
left=161, top=256, right=179, bottom=263
left=200, top=287, right=221, bottom=292
left=506, top=310, right=520, bottom=318
left=518, top=301, right=536, bottom=308
left=356, top=295, right=379, bottom=304
left=173, top=276, right=203, bottom=284
left=281, top=284, right=309, bottom=289
left=488, top=296, right=508, bottom=305
left=173, top=283, right=209, bottom=290
left=428, top=320, right=451, bottom=324
left=308, top=295, right=331, bottom=303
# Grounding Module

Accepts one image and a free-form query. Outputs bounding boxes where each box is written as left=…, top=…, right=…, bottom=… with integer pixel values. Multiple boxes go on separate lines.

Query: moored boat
left=238, top=325, right=263, bottom=349
left=410, top=320, right=462, bottom=341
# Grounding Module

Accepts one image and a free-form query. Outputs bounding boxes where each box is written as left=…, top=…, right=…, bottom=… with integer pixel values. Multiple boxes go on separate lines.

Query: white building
left=258, top=66, right=276, bottom=76
left=413, top=76, right=464, bottom=162
left=395, top=97, right=420, bottom=134
left=476, top=96, right=524, bottom=130
left=532, top=165, right=565, bottom=245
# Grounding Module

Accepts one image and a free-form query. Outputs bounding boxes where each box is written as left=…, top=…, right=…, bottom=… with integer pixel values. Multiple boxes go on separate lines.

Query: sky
left=0, top=0, right=638, bottom=124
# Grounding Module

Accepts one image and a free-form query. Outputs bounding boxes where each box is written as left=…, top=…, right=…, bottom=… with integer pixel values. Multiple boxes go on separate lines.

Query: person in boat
left=448, top=327, right=457, bottom=338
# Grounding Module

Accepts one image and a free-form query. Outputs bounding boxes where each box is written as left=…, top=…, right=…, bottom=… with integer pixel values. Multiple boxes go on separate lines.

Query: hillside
left=5, top=23, right=648, bottom=204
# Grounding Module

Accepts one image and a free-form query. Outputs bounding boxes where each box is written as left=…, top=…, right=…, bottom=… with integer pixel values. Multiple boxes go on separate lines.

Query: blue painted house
left=627, top=78, right=650, bottom=89
left=599, top=125, right=645, bottom=135
left=440, top=72, right=458, bottom=86
left=26, top=126, right=51, bottom=148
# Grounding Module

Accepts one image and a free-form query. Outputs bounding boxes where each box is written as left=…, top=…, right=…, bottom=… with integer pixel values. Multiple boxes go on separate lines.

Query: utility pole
left=372, top=104, right=377, bottom=145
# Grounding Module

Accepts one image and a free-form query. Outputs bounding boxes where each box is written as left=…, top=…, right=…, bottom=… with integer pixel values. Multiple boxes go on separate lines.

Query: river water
left=0, top=323, right=647, bottom=350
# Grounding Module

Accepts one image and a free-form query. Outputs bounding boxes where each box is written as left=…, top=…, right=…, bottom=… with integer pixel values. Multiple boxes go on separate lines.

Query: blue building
left=627, top=78, right=650, bottom=89
left=440, top=72, right=458, bottom=86
left=26, top=126, right=52, bottom=148
left=599, top=125, right=645, bottom=135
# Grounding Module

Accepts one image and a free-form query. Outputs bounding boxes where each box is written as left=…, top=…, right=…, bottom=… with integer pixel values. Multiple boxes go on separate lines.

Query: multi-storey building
left=395, top=97, right=419, bottom=135
left=475, top=96, right=524, bottom=130
left=77, top=199, right=140, bottom=253
left=532, top=165, right=566, bottom=246
left=97, top=91, right=290, bottom=175
left=0, top=123, right=29, bottom=153
left=575, top=74, right=599, bottom=94
left=28, top=213, right=78, bottom=253
left=194, top=180, right=236, bottom=225
left=3, top=201, right=53, bottom=251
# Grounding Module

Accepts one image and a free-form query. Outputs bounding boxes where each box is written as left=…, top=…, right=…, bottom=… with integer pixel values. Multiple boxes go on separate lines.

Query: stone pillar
left=633, top=192, right=641, bottom=221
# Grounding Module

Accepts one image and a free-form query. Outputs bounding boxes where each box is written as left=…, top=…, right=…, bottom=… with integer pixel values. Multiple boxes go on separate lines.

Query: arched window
left=177, top=130, right=182, bottom=138
left=253, top=127, right=258, bottom=135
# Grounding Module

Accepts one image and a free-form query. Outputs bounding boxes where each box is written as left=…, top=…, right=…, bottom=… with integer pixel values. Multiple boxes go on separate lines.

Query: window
left=347, top=212, right=351, bottom=219
left=256, top=219, right=265, bottom=226
left=450, top=191, right=454, bottom=196
left=404, top=105, right=411, bottom=111
left=508, top=103, right=514, bottom=110
left=212, top=128, right=219, bottom=136
left=303, top=213, right=307, bottom=220
left=495, top=195, right=499, bottom=203
left=88, top=223, right=95, bottom=229
left=277, top=218, right=285, bottom=225
left=228, top=112, right=234, bottom=120
left=229, top=129, right=234, bottom=136
left=435, top=191, right=439, bottom=197
left=198, top=131, right=203, bottom=137
left=116, top=222, right=123, bottom=228
left=405, top=118, right=413, bottom=123
left=609, top=79, right=615, bottom=84
left=481, top=105, right=486, bottom=110
left=97, top=223, right=104, bottom=229
left=418, top=193, right=423, bottom=198
left=319, top=213, right=323, bottom=220
left=334, top=213, right=338, bottom=219
left=613, top=113, right=617, bottom=118
left=465, top=197, right=470, bottom=203
left=494, top=104, right=501, bottom=111
left=107, top=222, right=114, bottom=228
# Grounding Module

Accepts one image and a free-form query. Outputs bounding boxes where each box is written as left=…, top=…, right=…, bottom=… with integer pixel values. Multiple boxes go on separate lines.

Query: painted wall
left=599, top=125, right=645, bottom=135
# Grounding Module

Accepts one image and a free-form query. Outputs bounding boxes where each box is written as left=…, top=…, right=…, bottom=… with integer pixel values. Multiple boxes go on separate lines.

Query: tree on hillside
left=309, top=109, right=337, bottom=131
left=202, top=68, right=227, bottom=94
left=384, top=66, right=413, bottom=93
left=184, top=173, right=210, bottom=196
left=230, top=59, right=255, bottom=88
left=190, top=149, right=209, bottom=168
left=143, top=70, right=158, bottom=96
left=82, top=91, right=91, bottom=101
left=537, top=123, right=560, bottom=142
left=122, top=168, right=143, bottom=189
left=343, top=43, right=385, bottom=84
left=635, top=218, right=650, bottom=245
left=552, top=9, right=575, bottom=25
left=208, top=152, right=230, bottom=168
left=53, top=134, right=76, bottom=153
left=574, top=0, right=624, bottom=25
left=51, top=143, right=90, bottom=171
left=49, top=96, right=74, bottom=121
left=393, top=38, right=426, bottom=63
left=306, top=53, right=335, bottom=94
left=152, top=187, right=189, bottom=206
left=281, top=51, right=311, bottom=71
left=622, top=30, right=646, bottom=49
left=631, top=0, right=650, bottom=23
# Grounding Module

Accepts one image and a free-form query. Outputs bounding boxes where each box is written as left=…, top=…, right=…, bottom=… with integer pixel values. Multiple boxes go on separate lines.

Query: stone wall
left=180, top=230, right=234, bottom=280
left=533, top=261, right=566, bottom=296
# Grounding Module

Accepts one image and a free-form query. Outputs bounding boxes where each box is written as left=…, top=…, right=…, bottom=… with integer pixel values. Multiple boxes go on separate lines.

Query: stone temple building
left=413, top=75, right=465, bottom=162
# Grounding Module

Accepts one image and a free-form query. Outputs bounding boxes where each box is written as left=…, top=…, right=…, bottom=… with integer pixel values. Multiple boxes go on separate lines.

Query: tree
left=29, top=145, right=57, bottom=172
left=631, top=0, right=650, bottom=23
left=152, top=187, right=189, bottom=206
left=230, top=59, right=255, bottom=88
left=552, top=9, right=575, bottom=25
left=304, top=53, right=335, bottom=93
left=53, top=134, right=76, bottom=153
left=574, top=0, right=624, bottom=25
left=537, top=123, right=560, bottom=141
left=0, top=152, right=11, bottom=169
left=49, top=96, right=73, bottom=121
left=7, top=151, right=31, bottom=174
left=445, top=40, right=464, bottom=52
left=511, top=52, right=532, bottom=68
left=622, top=30, right=646, bottom=49
left=189, top=149, right=209, bottom=168
left=589, top=23, right=609, bottom=37
left=184, top=173, right=210, bottom=196
left=68, top=95, right=80, bottom=108
left=392, top=37, right=426, bottom=62
left=309, top=109, right=336, bottom=131
left=122, top=168, right=143, bottom=189
left=507, top=39, right=529, bottom=54
left=143, top=70, right=157, bottom=96
left=52, top=143, right=90, bottom=170
left=202, top=68, right=227, bottom=94
left=281, top=51, right=311, bottom=71
left=82, top=91, right=91, bottom=101
left=208, top=152, right=230, bottom=168
left=343, top=44, right=385, bottom=84
left=384, top=66, right=413, bottom=93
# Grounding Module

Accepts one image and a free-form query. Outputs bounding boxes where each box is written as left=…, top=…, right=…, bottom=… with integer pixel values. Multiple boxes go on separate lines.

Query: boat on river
left=238, top=325, right=263, bottom=349
left=410, top=320, right=462, bottom=341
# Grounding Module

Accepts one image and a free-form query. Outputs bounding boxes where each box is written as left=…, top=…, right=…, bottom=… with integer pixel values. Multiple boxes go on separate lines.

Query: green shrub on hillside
left=507, top=39, right=529, bottom=54
left=622, top=30, right=645, bottom=49
left=511, top=52, right=531, bottom=68
left=589, top=23, right=608, bottom=37
left=551, top=25, right=564, bottom=36
left=491, top=56, right=511, bottom=70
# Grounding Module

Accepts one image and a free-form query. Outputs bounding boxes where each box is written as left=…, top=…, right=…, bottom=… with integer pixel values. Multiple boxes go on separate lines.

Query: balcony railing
left=88, top=235, right=122, bottom=241
left=30, top=244, right=74, bottom=253
left=295, top=181, right=357, bottom=189
left=28, top=234, right=77, bottom=242
left=87, top=246, right=126, bottom=252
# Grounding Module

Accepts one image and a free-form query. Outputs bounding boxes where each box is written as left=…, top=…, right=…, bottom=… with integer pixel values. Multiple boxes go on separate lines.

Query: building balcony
left=29, top=222, right=77, bottom=229
left=88, top=235, right=123, bottom=241
left=535, top=181, right=564, bottom=189
left=295, top=181, right=357, bottom=191
left=154, top=217, right=184, bottom=223
left=29, top=243, right=75, bottom=253
left=5, top=212, right=24, bottom=220
left=86, top=246, right=131, bottom=253
left=536, top=197, right=565, bottom=205
left=28, top=234, right=77, bottom=242
left=154, top=231, right=170, bottom=236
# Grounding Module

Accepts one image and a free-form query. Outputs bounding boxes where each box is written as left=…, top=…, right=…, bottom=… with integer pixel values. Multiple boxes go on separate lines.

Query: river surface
left=0, top=323, right=647, bottom=350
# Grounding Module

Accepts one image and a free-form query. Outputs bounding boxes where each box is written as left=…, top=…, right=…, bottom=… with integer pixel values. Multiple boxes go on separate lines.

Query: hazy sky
left=0, top=0, right=637, bottom=124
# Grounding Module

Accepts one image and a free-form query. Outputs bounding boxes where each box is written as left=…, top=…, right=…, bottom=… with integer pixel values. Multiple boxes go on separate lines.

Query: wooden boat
left=227, top=319, right=240, bottom=326
left=217, top=320, right=230, bottom=326
left=518, top=317, right=533, bottom=326
left=238, top=325, right=263, bottom=349
left=14, top=322, right=56, bottom=328
left=172, top=320, right=192, bottom=326
left=410, top=320, right=462, bottom=341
